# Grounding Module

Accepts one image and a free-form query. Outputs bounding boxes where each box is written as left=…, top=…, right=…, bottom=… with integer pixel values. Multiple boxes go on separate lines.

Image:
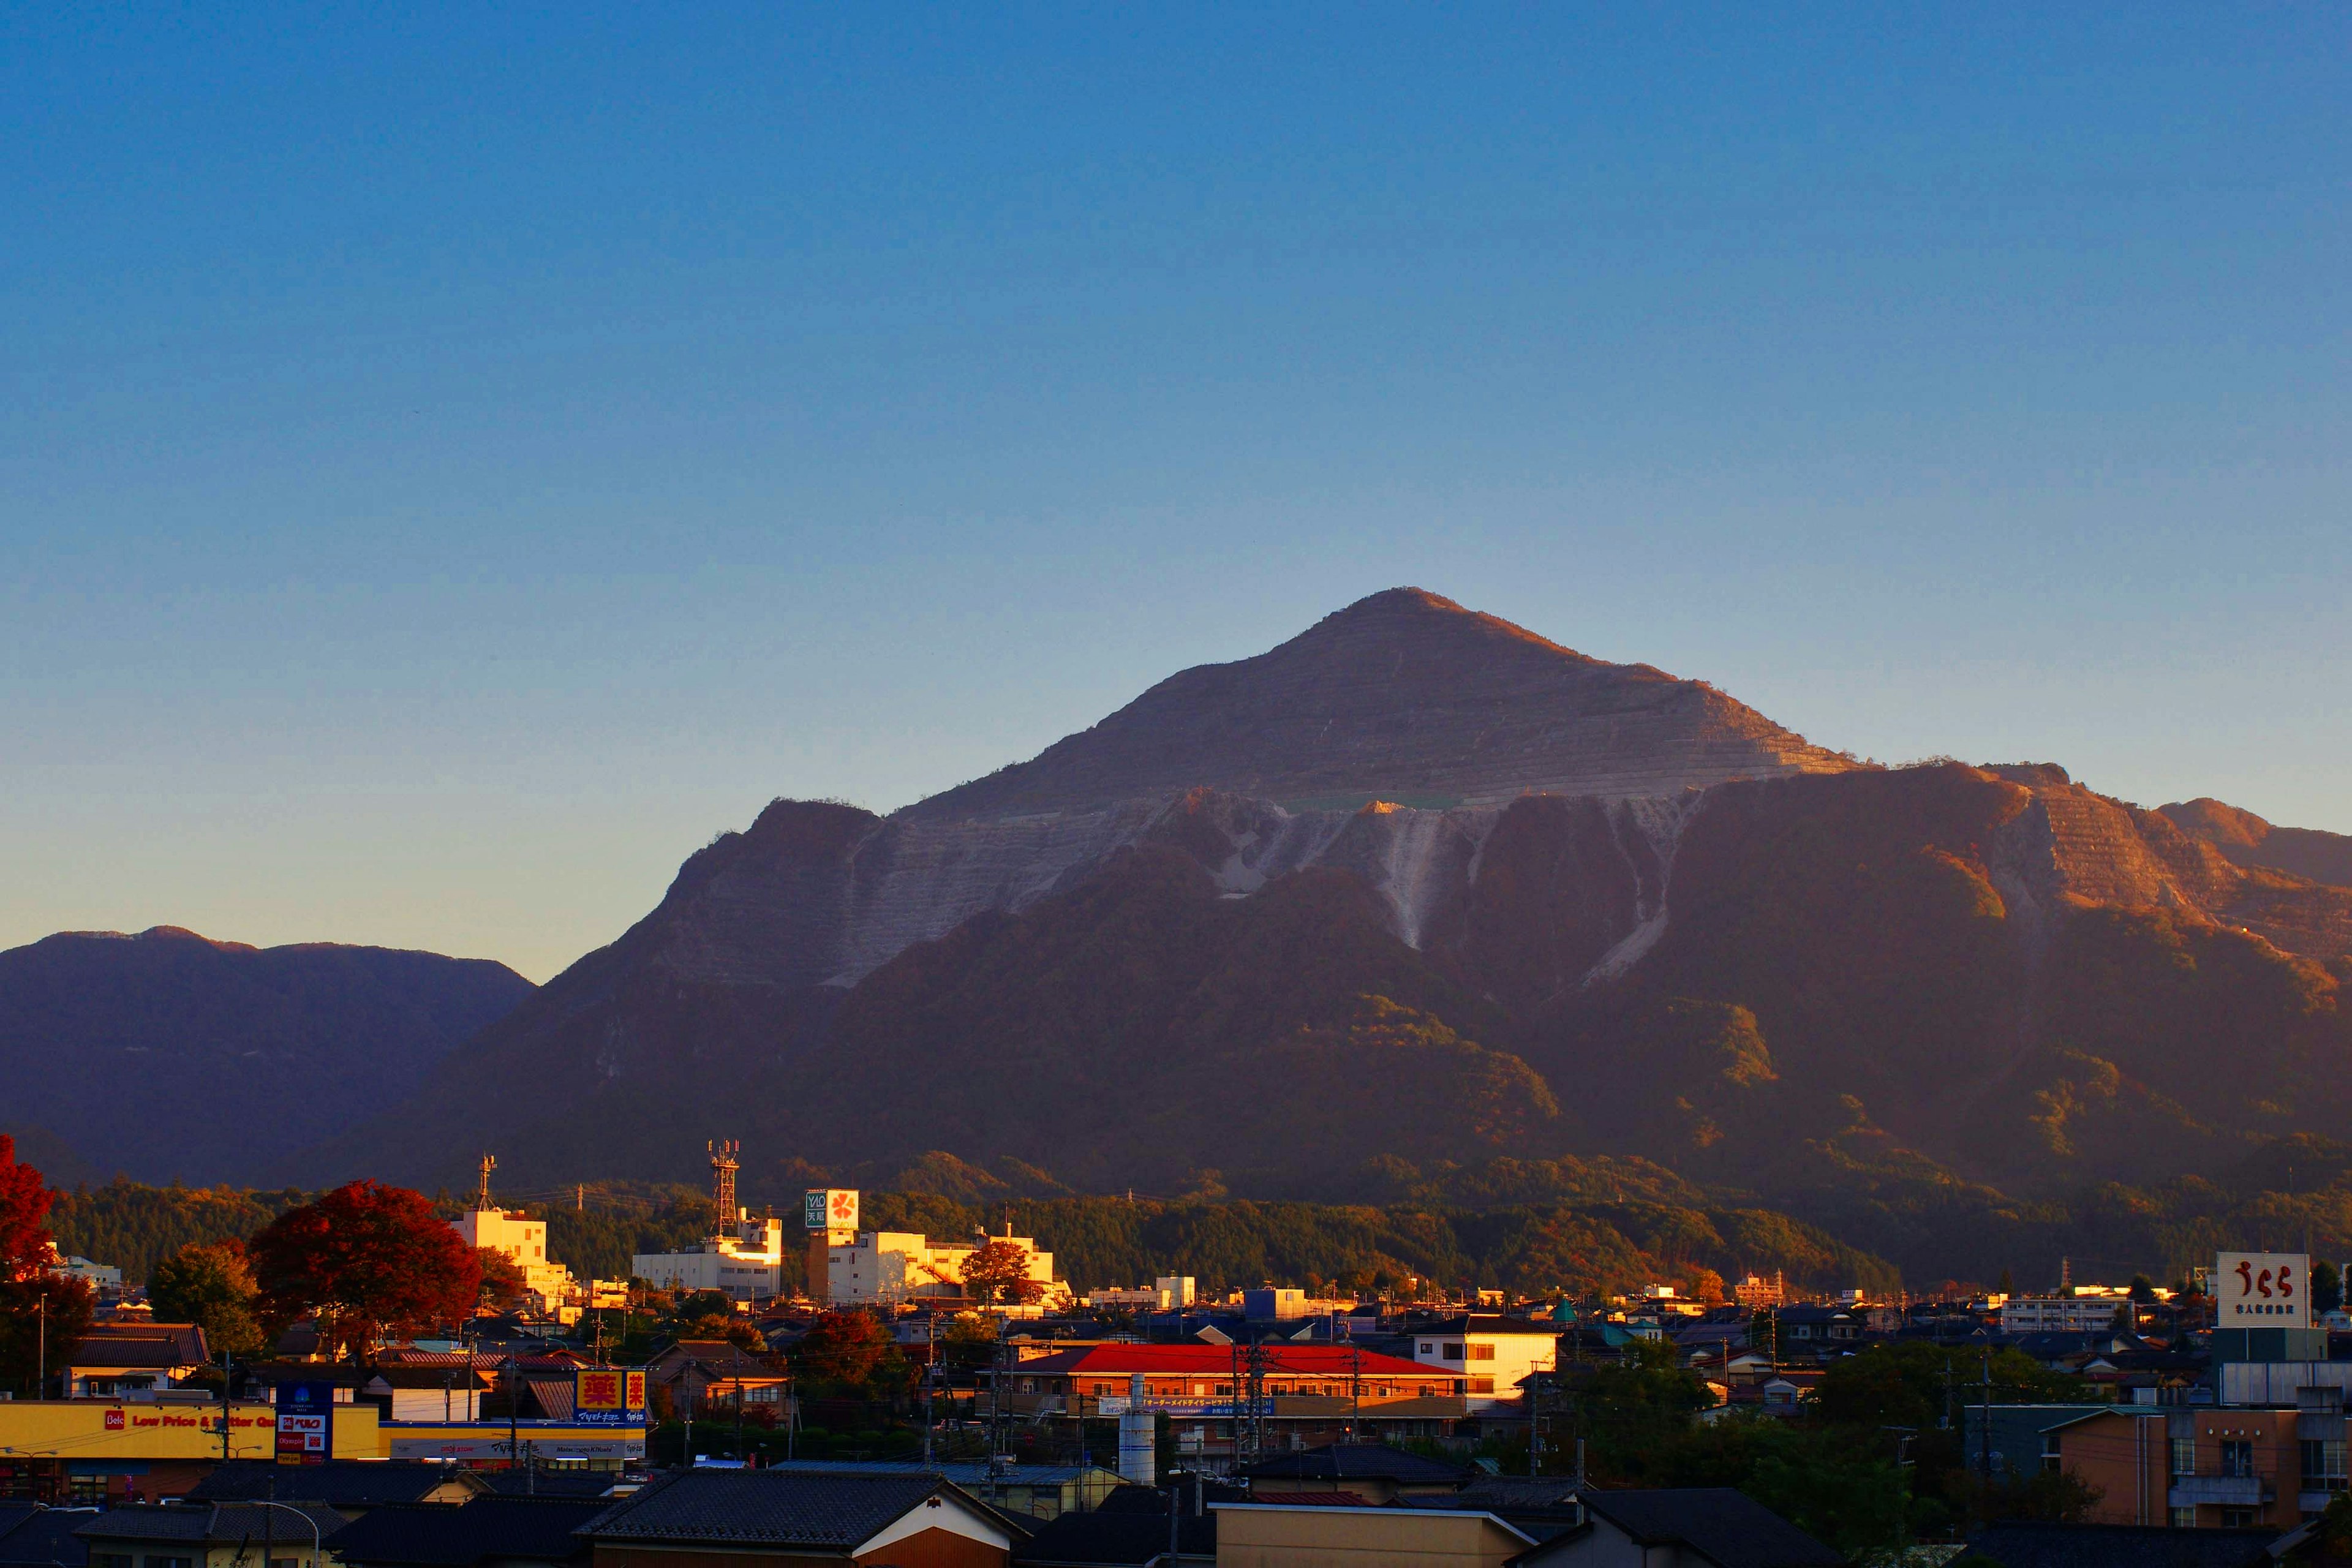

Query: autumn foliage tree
left=960, top=1239, right=1046, bottom=1306
left=476, top=1248, right=530, bottom=1313
left=148, top=1240, right=264, bottom=1359
left=0, top=1136, right=96, bottom=1396
left=792, top=1310, right=896, bottom=1387
left=247, top=1180, right=481, bottom=1359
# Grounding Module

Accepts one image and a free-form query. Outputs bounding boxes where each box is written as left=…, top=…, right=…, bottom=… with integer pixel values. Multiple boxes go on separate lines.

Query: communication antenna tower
left=709, top=1140, right=741, bottom=1224
left=475, top=1153, right=497, bottom=1213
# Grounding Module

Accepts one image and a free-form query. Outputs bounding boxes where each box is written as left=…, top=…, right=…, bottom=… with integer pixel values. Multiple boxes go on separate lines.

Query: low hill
left=0, top=926, right=532, bottom=1185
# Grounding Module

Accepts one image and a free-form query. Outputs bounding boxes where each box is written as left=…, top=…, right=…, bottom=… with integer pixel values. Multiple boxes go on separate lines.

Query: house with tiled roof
left=1506, top=1487, right=1843, bottom=1567
left=327, top=1495, right=607, bottom=1568
left=1244, top=1442, right=1474, bottom=1505
left=74, top=1502, right=347, bottom=1568
left=574, top=1469, right=1022, bottom=1568
left=62, top=1323, right=209, bottom=1398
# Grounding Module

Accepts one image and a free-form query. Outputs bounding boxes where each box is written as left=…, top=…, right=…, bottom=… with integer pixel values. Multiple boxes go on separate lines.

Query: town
left=5, top=1136, right=2350, bottom=1567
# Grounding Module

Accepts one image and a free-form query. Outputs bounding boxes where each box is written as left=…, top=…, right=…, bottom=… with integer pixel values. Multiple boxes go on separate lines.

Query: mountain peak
left=906, top=590, right=1853, bottom=821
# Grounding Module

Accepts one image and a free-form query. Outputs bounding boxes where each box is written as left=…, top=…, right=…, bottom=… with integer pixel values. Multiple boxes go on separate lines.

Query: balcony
left=2169, top=1476, right=2273, bottom=1507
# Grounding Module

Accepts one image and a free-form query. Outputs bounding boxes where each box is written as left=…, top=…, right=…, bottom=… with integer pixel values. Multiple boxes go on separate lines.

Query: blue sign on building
left=276, top=1381, right=337, bottom=1464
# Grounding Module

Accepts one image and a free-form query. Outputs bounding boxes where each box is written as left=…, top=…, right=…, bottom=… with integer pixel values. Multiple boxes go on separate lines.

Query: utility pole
left=503, top=1355, right=521, bottom=1474
left=221, top=1351, right=234, bottom=1464
left=1349, top=1341, right=1362, bottom=1441
left=1979, top=1346, right=1993, bottom=1479
left=35, top=1293, right=45, bottom=1400
left=922, top=1316, right=937, bottom=1466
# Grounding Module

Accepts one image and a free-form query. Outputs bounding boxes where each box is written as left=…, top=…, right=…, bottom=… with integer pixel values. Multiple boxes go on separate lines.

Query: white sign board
left=2217, top=1251, right=2310, bottom=1329
left=804, top=1188, right=858, bottom=1233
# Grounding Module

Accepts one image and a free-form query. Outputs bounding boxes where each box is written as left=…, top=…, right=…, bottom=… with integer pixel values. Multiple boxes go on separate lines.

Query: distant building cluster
left=18, top=1143, right=2352, bottom=1560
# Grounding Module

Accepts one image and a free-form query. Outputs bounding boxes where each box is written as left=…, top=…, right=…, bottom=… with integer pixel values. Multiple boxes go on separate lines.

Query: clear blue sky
left=4, top=4, right=2345, bottom=981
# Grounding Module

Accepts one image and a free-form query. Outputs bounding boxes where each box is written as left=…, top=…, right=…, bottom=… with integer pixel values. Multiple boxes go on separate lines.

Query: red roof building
left=1005, top=1344, right=1463, bottom=1408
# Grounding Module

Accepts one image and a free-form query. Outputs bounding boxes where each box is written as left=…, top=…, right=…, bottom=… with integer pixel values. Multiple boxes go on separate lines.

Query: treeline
left=47, top=1172, right=1889, bottom=1300
left=862, top=1189, right=1898, bottom=1298
left=49, top=1182, right=310, bottom=1286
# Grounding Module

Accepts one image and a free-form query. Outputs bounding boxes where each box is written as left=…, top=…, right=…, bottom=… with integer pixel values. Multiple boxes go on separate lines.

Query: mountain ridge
left=0, top=926, right=533, bottom=1186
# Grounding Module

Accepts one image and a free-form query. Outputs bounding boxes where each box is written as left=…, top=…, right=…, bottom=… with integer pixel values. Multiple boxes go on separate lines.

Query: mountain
left=298, top=590, right=2352, bottom=1248
left=0, top=927, right=533, bottom=1186
left=2159, top=797, right=2352, bottom=891
left=911, top=587, right=1857, bottom=820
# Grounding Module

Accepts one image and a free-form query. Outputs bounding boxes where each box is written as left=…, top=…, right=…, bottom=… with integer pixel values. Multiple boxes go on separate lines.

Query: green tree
left=148, top=1242, right=263, bottom=1359
left=1817, top=1342, right=2088, bottom=1432
left=2313, top=1260, right=2343, bottom=1317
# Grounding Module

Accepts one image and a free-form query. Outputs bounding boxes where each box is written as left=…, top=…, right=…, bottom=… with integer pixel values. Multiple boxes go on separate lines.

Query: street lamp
left=238, top=1500, right=321, bottom=1568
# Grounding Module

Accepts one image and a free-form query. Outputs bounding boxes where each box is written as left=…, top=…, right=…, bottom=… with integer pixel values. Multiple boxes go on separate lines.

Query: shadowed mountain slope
left=0, top=927, right=531, bottom=1185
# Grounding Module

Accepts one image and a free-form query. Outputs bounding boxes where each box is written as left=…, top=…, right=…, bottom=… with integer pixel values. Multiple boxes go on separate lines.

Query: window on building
left=93, top=1555, right=131, bottom=1568
left=2219, top=1441, right=2254, bottom=1479
left=1470, top=1378, right=1496, bottom=1394
left=2305, top=1439, right=2348, bottom=1488
left=2169, top=1507, right=2197, bottom=1529
left=2171, top=1437, right=2196, bottom=1476
left=141, top=1557, right=194, bottom=1568
left=2222, top=1507, right=2257, bottom=1529
left=1467, top=1344, right=1496, bottom=1361
left=1442, top=1343, right=1465, bottom=1360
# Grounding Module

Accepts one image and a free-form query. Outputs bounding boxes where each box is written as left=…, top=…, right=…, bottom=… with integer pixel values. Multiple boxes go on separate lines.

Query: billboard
left=2217, top=1251, right=2310, bottom=1329
left=804, top=1188, right=858, bottom=1233
left=575, top=1368, right=649, bottom=1427
left=275, top=1382, right=336, bottom=1464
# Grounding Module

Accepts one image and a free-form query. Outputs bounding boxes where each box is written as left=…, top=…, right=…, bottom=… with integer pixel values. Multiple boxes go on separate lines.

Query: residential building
left=2002, top=1291, right=2139, bottom=1336
left=641, top=1339, right=789, bottom=1417
left=1771, top=1305, right=1861, bottom=1349
left=47, top=1253, right=123, bottom=1296
left=73, top=1502, right=345, bottom=1568
left=0, top=1503, right=96, bottom=1566
left=2046, top=1405, right=2351, bottom=1531
left=1210, top=1501, right=1536, bottom=1567
left=62, top=1322, right=208, bottom=1398
left=761, top=1463, right=1122, bottom=1523
left=326, top=1494, right=608, bottom=1568
left=1507, top=1488, right=1842, bottom=1567
left=1405, top=1315, right=1559, bottom=1413
left=1013, top=1492, right=1215, bottom=1567
left=1963, top=1521, right=2282, bottom=1567
left=190, top=1461, right=488, bottom=1513
left=575, top=1468, right=1017, bottom=1568
left=1243, top=1444, right=1471, bottom=1505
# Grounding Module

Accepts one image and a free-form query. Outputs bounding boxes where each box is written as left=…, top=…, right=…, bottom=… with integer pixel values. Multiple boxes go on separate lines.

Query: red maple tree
left=247, top=1180, right=483, bottom=1359
left=0, top=1136, right=96, bottom=1395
